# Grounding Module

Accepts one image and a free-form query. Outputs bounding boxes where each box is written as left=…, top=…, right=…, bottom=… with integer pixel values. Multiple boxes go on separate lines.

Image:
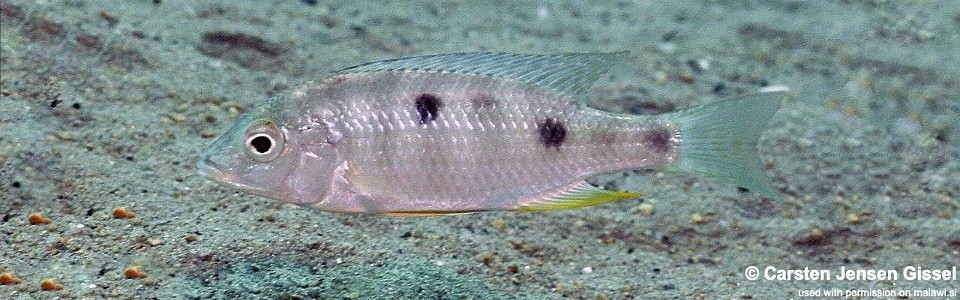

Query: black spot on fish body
left=537, top=118, right=567, bottom=149
left=642, top=127, right=672, bottom=153
left=415, top=93, right=442, bottom=124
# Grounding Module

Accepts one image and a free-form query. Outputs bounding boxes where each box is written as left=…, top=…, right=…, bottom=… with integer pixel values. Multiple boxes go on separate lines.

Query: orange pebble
left=124, top=266, right=147, bottom=279
left=0, top=272, right=21, bottom=285
left=40, top=278, right=63, bottom=291
left=112, top=207, right=135, bottom=219
left=28, top=213, right=52, bottom=225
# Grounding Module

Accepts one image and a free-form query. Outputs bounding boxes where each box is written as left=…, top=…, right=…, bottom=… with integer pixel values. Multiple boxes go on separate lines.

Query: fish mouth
left=196, top=158, right=226, bottom=180
left=196, top=158, right=269, bottom=194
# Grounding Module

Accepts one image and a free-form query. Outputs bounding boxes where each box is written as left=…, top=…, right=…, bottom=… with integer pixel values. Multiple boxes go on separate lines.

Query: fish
left=197, top=52, right=787, bottom=215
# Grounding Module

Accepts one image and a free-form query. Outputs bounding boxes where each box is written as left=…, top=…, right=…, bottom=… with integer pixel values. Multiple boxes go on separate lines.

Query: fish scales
left=198, top=52, right=785, bottom=214
left=308, top=71, right=666, bottom=210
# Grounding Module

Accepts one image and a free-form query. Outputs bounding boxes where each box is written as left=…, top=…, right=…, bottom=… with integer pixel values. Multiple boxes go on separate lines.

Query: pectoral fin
left=513, top=181, right=640, bottom=212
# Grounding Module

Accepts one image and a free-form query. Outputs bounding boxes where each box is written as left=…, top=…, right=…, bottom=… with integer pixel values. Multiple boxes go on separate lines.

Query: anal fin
left=385, top=210, right=483, bottom=217
left=513, top=181, right=640, bottom=212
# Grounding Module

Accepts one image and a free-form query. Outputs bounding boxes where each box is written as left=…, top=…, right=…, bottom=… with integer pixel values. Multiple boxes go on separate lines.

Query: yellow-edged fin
left=514, top=181, right=640, bottom=212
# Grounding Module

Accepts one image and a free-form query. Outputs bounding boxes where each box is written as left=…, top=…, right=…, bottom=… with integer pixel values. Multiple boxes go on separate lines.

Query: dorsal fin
left=513, top=181, right=640, bottom=212
left=336, top=52, right=627, bottom=100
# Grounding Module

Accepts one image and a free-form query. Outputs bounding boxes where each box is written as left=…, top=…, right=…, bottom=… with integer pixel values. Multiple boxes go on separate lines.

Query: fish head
left=197, top=104, right=302, bottom=202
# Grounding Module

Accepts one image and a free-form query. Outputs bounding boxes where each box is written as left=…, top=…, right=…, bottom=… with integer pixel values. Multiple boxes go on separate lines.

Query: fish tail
left=666, top=87, right=788, bottom=198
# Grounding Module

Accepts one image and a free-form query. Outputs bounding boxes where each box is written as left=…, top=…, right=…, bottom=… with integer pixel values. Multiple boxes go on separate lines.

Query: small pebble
left=582, top=266, right=593, bottom=274
left=696, top=58, right=710, bottom=71
left=0, top=272, right=21, bottom=285
left=655, top=42, right=676, bottom=54
left=690, top=213, right=704, bottom=224
left=124, top=266, right=147, bottom=279
left=168, top=113, right=186, bottom=123
left=480, top=252, right=494, bottom=266
left=40, top=278, right=63, bottom=291
left=846, top=213, right=860, bottom=224
left=783, top=210, right=796, bottom=219
left=224, top=102, right=244, bottom=115
left=28, top=213, right=52, bottom=225
left=636, top=203, right=654, bottom=216
left=54, top=132, right=75, bottom=141
left=679, top=70, right=695, bottom=84
left=112, top=207, right=135, bottom=219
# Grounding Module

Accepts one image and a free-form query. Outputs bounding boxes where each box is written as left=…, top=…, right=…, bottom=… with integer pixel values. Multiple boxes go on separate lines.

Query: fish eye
left=248, top=134, right=274, bottom=154
left=245, top=121, right=284, bottom=162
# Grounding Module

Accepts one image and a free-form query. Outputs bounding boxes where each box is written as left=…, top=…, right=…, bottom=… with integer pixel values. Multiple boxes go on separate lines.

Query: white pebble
left=655, top=42, right=676, bottom=55
left=582, top=266, right=593, bottom=274
left=696, top=58, right=710, bottom=70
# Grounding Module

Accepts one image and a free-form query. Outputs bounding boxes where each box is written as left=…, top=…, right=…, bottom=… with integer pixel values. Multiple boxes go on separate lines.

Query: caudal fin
left=667, top=87, right=787, bottom=198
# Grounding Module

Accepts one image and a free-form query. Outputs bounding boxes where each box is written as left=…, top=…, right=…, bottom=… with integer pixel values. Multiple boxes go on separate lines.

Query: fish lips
left=196, top=157, right=271, bottom=195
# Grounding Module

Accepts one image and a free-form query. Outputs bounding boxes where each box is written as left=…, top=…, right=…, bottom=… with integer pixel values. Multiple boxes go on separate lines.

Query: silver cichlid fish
left=197, top=52, right=786, bottom=215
